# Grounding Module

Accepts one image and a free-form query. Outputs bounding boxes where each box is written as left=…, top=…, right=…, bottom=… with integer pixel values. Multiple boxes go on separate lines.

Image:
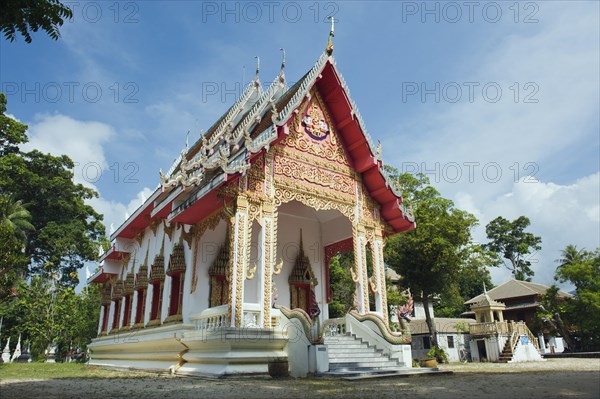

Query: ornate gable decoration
left=301, top=102, right=330, bottom=141
left=209, top=239, right=230, bottom=276
left=282, top=89, right=350, bottom=168
left=167, top=243, right=186, bottom=275
left=149, top=253, right=165, bottom=282
left=124, top=273, right=135, bottom=296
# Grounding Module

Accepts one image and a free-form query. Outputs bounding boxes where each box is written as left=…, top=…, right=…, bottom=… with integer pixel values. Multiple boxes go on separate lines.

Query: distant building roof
left=410, top=318, right=476, bottom=334
left=385, top=266, right=401, bottom=283
left=465, top=279, right=572, bottom=305
left=470, top=294, right=506, bottom=310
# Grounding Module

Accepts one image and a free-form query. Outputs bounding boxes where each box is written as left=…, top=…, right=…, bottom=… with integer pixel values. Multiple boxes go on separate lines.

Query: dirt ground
left=1, top=358, right=599, bottom=399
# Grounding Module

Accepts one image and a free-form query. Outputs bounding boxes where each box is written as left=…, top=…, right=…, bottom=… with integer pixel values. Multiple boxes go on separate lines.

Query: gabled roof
left=110, top=47, right=416, bottom=241
left=470, top=294, right=506, bottom=309
left=465, top=279, right=572, bottom=305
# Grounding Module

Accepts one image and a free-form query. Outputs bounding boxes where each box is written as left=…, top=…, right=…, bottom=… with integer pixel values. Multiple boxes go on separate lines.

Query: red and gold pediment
left=279, top=89, right=351, bottom=170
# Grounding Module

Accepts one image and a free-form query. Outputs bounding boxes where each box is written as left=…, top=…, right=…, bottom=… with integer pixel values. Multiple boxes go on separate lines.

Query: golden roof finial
left=326, top=16, right=334, bottom=55
left=278, top=48, right=286, bottom=84
left=254, top=56, right=260, bottom=80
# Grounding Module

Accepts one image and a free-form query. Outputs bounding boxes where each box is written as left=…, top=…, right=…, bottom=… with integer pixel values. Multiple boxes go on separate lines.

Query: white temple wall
left=108, top=301, right=115, bottom=330
left=320, top=215, right=352, bottom=246
left=274, top=210, right=324, bottom=321
left=184, top=219, right=228, bottom=319
left=243, top=220, right=262, bottom=305
left=181, top=226, right=194, bottom=323
left=159, top=224, right=176, bottom=323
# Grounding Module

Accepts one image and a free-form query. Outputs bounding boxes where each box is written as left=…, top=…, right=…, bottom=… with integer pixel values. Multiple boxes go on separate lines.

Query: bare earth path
left=1, top=359, right=599, bottom=399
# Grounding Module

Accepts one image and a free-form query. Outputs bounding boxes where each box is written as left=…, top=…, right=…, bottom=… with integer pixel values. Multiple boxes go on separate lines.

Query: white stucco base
left=88, top=323, right=193, bottom=372
left=177, top=327, right=288, bottom=377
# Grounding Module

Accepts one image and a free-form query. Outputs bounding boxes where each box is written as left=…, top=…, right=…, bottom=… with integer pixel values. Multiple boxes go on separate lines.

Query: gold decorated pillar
left=352, top=225, right=369, bottom=314
left=373, top=229, right=389, bottom=324
left=260, top=202, right=278, bottom=327
left=228, top=195, right=252, bottom=327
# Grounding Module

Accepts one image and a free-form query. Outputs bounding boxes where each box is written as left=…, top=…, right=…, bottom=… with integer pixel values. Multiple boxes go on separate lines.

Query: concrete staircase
left=499, top=337, right=515, bottom=363
left=325, top=333, right=402, bottom=373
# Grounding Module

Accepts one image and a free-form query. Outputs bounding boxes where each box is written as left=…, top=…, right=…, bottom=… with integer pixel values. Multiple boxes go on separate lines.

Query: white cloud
left=392, top=2, right=599, bottom=204
left=88, top=187, right=154, bottom=237
left=20, top=113, right=155, bottom=234
left=386, top=3, right=599, bottom=291
left=469, top=172, right=600, bottom=289
left=22, top=114, right=115, bottom=186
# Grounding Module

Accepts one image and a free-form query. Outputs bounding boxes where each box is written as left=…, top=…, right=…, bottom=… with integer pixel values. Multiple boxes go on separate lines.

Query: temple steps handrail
left=274, top=305, right=320, bottom=343
left=190, top=305, right=228, bottom=331
left=322, top=318, right=346, bottom=337
left=348, top=311, right=411, bottom=345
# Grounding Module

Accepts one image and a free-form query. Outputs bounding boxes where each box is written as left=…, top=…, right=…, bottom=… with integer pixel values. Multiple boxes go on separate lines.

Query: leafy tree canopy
left=0, top=276, right=101, bottom=360
left=0, top=0, right=73, bottom=43
left=553, top=245, right=600, bottom=350
left=384, top=168, right=479, bottom=346
left=0, top=93, right=105, bottom=288
left=484, top=216, right=542, bottom=281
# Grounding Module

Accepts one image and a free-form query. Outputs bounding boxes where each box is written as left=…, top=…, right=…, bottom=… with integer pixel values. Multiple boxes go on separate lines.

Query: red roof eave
left=87, top=269, right=117, bottom=285
left=314, top=61, right=415, bottom=234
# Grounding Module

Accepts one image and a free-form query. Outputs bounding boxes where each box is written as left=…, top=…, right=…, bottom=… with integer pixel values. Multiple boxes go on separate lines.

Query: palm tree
left=0, top=194, right=34, bottom=245
left=556, top=244, right=584, bottom=271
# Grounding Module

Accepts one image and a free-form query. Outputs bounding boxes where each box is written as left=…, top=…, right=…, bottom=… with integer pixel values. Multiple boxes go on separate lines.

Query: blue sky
left=1, top=1, right=598, bottom=290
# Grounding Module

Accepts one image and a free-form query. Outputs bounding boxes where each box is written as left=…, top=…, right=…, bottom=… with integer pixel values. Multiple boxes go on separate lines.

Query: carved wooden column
left=260, top=202, right=278, bottom=327
left=372, top=229, right=388, bottom=323
left=352, top=225, right=369, bottom=314
left=260, top=153, right=278, bottom=328
left=228, top=195, right=252, bottom=327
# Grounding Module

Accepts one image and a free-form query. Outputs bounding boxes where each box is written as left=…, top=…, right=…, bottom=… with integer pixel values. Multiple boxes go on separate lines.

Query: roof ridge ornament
left=279, top=48, right=286, bottom=84
left=254, top=56, right=260, bottom=88
left=326, top=16, right=334, bottom=55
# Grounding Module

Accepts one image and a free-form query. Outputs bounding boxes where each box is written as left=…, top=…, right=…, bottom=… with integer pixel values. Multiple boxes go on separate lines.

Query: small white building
left=410, top=317, right=475, bottom=362
left=468, top=294, right=543, bottom=362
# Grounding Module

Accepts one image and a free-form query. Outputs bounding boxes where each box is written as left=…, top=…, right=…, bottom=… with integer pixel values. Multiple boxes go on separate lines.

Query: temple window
left=208, top=232, right=230, bottom=308
left=147, top=251, right=165, bottom=326
left=121, top=273, right=135, bottom=330
left=110, top=279, right=124, bottom=333
left=289, top=231, right=320, bottom=318
left=100, top=283, right=112, bottom=335
left=165, top=243, right=186, bottom=323
left=133, top=263, right=148, bottom=329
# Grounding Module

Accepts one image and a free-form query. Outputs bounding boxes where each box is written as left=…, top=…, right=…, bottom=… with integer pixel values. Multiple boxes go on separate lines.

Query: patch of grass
left=0, top=363, right=158, bottom=381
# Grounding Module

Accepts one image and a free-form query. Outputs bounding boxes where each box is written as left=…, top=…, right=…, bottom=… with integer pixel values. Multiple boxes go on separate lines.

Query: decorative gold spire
left=278, top=48, right=286, bottom=84
left=326, top=16, right=334, bottom=55
left=253, top=55, right=260, bottom=87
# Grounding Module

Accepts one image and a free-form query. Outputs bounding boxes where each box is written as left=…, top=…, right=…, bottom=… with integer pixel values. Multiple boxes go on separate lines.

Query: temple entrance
left=327, top=252, right=355, bottom=319
left=274, top=201, right=353, bottom=323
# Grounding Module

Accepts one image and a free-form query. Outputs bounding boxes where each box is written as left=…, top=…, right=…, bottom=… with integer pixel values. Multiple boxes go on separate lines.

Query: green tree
left=484, top=216, right=542, bottom=281
left=534, top=285, right=576, bottom=350
left=0, top=94, right=105, bottom=287
left=0, top=276, right=101, bottom=360
left=0, top=194, right=34, bottom=303
left=385, top=170, right=478, bottom=347
left=554, top=246, right=600, bottom=350
left=435, top=245, right=495, bottom=317
left=328, top=252, right=356, bottom=318
left=1, top=0, right=73, bottom=43
left=0, top=93, right=29, bottom=156
left=0, top=194, right=34, bottom=241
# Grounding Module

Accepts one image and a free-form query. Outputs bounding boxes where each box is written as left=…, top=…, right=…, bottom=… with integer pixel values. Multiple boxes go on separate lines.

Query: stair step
left=329, top=351, right=381, bottom=358
left=330, top=360, right=400, bottom=368
left=325, top=332, right=403, bottom=374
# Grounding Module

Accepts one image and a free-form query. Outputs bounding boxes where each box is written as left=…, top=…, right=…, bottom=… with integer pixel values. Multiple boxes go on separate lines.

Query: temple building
left=88, top=27, right=417, bottom=377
